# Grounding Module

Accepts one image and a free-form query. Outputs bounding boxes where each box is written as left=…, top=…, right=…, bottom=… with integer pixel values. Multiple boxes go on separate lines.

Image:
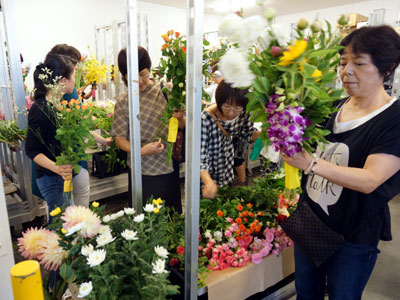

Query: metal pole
left=184, top=0, right=203, bottom=299
left=126, top=0, right=143, bottom=211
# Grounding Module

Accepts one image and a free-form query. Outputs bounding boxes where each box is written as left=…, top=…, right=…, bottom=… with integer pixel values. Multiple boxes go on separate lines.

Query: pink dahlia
left=18, top=227, right=52, bottom=259
left=37, top=232, right=67, bottom=271
left=61, top=206, right=101, bottom=238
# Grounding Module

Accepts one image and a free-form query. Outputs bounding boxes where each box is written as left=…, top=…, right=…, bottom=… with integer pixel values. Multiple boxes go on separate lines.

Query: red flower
left=217, top=210, right=223, bottom=217
left=237, top=204, right=243, bottom=211
left=235, top=217, right=242, bottom=224
left=246, top=203, right=253, bottom=208
left=182, top=47, right=186, bottom=53
left=276, top=214, right=288, bottom=223
left=258, top=211, right=263, bottom=216
left=175, top=32, right=180, bottom=37
left=169, top=257, right=180, bottom=266
left=177, top=246, right=185, bottom=255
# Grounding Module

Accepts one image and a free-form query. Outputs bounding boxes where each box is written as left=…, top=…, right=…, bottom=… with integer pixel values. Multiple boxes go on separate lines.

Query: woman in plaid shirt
left=201, top=81, right=260, bottom=199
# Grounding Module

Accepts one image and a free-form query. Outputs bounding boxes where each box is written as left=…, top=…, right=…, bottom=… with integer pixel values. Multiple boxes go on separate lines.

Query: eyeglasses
left=221, top=105, right=244, bottom=113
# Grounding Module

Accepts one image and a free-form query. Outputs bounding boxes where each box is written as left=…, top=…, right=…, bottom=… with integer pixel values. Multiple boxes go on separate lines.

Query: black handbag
left=280, top=201, right=345, bottom=267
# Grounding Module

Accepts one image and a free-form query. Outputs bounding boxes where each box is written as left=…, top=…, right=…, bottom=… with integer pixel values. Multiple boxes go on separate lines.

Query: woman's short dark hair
left=33, top=54, right=75, bottom=100
left=340, top=25, right=400, bottom=81
left=45, top=44, right=81, bottom=64
left=118, top=46, right=152, bottom=86
left=215, top=80, right=249, bottom=112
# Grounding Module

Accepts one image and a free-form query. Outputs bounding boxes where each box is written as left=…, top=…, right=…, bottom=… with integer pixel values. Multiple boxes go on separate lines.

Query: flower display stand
left=204, top=246, right=294, bottom=300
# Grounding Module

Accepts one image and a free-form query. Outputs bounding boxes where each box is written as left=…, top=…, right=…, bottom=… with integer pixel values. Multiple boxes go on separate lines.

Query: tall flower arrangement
left=218, top=5, right=344, bottom=190
left=158, top=30, right=211, bottom=162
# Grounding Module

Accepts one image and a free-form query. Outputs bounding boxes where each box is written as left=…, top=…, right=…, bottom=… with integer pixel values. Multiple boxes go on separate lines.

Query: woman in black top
left=25, top=54, right=76, bottom=212
left=281, top=26, right=400, bottom=299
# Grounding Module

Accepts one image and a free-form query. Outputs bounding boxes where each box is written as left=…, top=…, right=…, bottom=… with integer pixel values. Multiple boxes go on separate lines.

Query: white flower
left=271, top=23, right=289, bottom=46
left=121, top=229, right=139, bottom=241
left=220, top=48, right=255, bottom=88
left=152, top=258, right=168, bottom=274
left=78, top=281, right=93, bottom=298
left=134, top=214, right=145, bottom=223
left=264, top=7, right=276, bottom=20
left=124, top=207, right=135, bottom=215
left=204, top=230, right=212, bottom=240
left=154, top=245, right=169, bottom=258
left=116, top=210, right=125, bottom=218
left=143, top=204, right=154, bottom=213
left=102, top=215, right=111, bottom=223
left=237, top=16, right=266, bottom=49
left=81, top=244, right=94, bottom=257
left=96, top=232, right=116, bottom=248
left=65, top=221, right=86, bottom=236
left=219, top=14, right=243, bottom=42
left=87, top=249, right=106, bottom=267
left=214, top=231, right=223, bottom=242
left=278, top=206, right=290, bottom=217
left=98, top=225, right=111, bottom=235
left=259, top=27, right=272, bottom=49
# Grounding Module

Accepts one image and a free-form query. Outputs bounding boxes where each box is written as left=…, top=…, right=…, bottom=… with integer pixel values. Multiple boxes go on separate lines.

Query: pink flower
left=225, top=230, right=232, bottom=237
left=107, top=112, right=113, bottom=118
left=270, top=46, right=282, bottom=57
left=266, top=231, right=274, bottom=243
left=251, top=252, right=263, bottom=264
left=236, top=248, right=245, bottom=258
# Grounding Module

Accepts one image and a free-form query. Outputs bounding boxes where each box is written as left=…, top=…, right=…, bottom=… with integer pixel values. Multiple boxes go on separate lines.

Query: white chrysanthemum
left=121, top=229, right=139, bottom=241
left=115, top=210, right=125, bottom=218
left=81, top=244, right=94, bottom=257
left=87, top=249, right=106, bottom=267
left=124, top=207, right=135, bottom=215
left=134, top=214, right=145, bottom=223
left=61, top=206, right=101, bottom=238
left=271, top=23, right=289, bottom=46
left=96, top=232, right=116, bottom=248
left=237, top=16, right=266, bottom=49
left=214, top=231, right=223, bottom=242
left=102, top=215, right=111, bottom=223
left=152, top=258, right=168, bottom=274
left=78, top=281, right=93, bottom=298
left=220, top=48, right=255, bottom=87
left=65, top=221, right=86, bottom=236
left=143, top=204, right=154, bottom=213
left=98, top=225, right=111, bottom=235
left=154, top=245, right=169, bottom=258
left=204, top=230, right=212, bottom=240
left=37, top=231, right=68, bottom=271
left=259, top=27, right=273, bottom=49
left=219, top=14, right=243, bottom=42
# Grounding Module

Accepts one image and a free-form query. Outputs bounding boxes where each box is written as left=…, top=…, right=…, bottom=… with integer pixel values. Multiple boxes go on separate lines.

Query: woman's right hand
left=202, top=181, right=218, bottom=199
left=141, top=139, right=164, bottom=156
left=55, top=164, right=74, bottom=180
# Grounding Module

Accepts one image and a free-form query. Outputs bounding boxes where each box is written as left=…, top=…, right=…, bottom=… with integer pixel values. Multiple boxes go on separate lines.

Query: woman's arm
left=282, top=151, right=400, bottom=194
left=201, top=170, right=218, bottom=199
left=33, top=153, right=73, bottom=180
left=90, top=131, right=113, bottom=146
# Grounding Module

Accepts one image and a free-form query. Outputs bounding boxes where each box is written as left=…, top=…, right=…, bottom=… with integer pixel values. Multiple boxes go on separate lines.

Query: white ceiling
left=140, top=0, right=367, bottom=16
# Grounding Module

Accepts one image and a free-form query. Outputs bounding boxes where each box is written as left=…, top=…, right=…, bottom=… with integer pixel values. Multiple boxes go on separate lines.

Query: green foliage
left=0, top=120, right=26, bottom=147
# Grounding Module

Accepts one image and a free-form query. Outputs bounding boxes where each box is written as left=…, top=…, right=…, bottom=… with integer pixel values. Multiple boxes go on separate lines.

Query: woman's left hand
left=280, top=149, right=313, bottom=171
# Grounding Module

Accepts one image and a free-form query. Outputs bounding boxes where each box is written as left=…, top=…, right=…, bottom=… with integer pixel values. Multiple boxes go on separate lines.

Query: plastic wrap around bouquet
left=218, top=6, right=344, bottom=189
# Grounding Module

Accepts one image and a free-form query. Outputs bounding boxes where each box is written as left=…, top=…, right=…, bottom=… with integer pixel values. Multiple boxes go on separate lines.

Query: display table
left=205, top=247, right=294, bottom=300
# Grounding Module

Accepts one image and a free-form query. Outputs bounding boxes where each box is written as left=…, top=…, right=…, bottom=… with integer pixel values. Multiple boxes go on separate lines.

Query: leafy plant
left=0, top=119, right=26, bottom=147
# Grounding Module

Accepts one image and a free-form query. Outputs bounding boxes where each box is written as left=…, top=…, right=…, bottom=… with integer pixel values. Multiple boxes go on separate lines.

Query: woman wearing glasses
left=200, top=80, right=260, bottom=199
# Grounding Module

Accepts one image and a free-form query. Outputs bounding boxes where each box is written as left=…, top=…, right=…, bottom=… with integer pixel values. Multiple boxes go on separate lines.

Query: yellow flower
left=50, top=207, right=61, bottom=216
left=92, top=201, right=99, bottom=208
left=278, top=40, right=308, bottom=66
left=152, top=197, right=163, bottom=206
left=61, top=228, right=68, bottom=234
left=312, top=69, right=322, bottom=81
left=153, top=207, right=160, bottom=214
left=161, top=33, right=168, bottom=39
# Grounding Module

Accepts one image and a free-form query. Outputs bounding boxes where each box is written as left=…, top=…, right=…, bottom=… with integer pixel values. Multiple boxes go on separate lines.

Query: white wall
left=13, top=0, right=222, bottom=90
left=0, top=167, right=15, bottom=300
left=275, top=0, right=400, bottom=36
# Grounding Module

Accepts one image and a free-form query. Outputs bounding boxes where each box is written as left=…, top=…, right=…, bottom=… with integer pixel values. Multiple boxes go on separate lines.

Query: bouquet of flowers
left=218, top=5, right=344, bottom=189
left=18, top=200, right=179, bottom=300
left=158, top=30, right=211, bottom=162
left=0, top=119, right=26, bottom=147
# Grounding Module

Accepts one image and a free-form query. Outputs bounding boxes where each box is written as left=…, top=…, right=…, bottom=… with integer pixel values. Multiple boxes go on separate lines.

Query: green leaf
left=59, top=263, right=76, bottom=283
left=307, top=49, right=338, bottom=59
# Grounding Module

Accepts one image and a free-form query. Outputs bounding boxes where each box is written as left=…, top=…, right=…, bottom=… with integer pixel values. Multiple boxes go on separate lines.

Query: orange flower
left=235, top=217, right=242, bottom=224
left=217, top=210, right=223, bottom=217
left=161, top=44, right=168, bottom=50
left=255, top=225, right=261, bottom=232
left=87, top=103, right=92, bottom=107
left=58, top=106, right=64, bottom=111
left=239, top=224, right=246, bottom=232
left=182, top=46, right=187, bottom=53
left=247, top=229, right=252, bottom=235
left=249, top=212, right=254, bottom=217
left=61, top=100, right=68, bottom=106
left=243, top=217, right=248, bottom=222
left=168, top=29, right=174, bottom=35
left=246, top=203, right=253, bottom=208
left=237, top=204, right=243, bottom=211
left=235, top=229, right=241, bottom=236
left=175, top=32, right=180, bottom=37
left=76, top=105, right=80, bottom=110
left=81, top=105, right=87, bottom=110
left=163, top=37, right=171, bottom=42
left=243, top=210, right=249, bottom=217
left=258, top=211, right=263, bottom=216
left=66, top=108, right=71, bottom=112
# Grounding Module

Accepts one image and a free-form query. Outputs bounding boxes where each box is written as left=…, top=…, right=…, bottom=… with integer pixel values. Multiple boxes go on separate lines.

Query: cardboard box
left=348, top=13, right=368, bottom=27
